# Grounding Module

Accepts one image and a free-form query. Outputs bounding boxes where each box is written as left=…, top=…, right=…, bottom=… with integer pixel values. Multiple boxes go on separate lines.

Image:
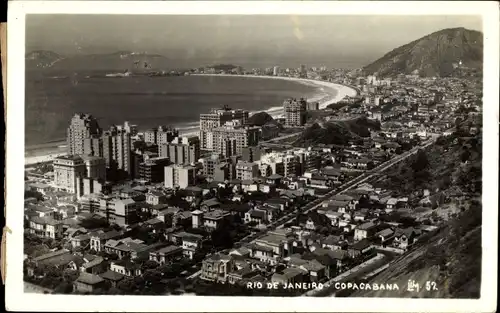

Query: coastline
left=24, top=74, right=357, bottom=166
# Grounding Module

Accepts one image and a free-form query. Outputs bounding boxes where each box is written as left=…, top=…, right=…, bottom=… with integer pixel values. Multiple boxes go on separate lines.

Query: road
left=262, top=132, right=302, bottom=143
left=187, top=136, right=440, bottom=280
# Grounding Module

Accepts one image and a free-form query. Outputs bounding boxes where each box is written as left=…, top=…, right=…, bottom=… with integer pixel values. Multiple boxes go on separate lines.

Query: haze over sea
left=26, top=69, right=325, bottom=151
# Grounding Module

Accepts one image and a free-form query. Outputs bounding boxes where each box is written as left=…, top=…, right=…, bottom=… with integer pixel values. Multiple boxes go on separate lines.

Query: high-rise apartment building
left=83, top=136, right=103, bottom=157
left=144, top=126, right=179, bottom=145
left=53, top=155, right=86, bottom=193
left=283, top=98, right=307, bottom=127
left=123, top=121, right=138, bottom=136
left=102, top=126, right=132, bottom=180
left=212, top=121, right=260, bottom=157
left=241, top=146, right=268, bottom=163
left=76, top=177, right=103, bottom=199
left=139, top=157, right=171, bottom=183
left=66, top=113, right=102, bottom=156
left=273, top=66, right=280, bottom=76
left=306, top=102, right=320, bottom=111
left=81, top=155, right=107, bottom=181
left=164, top=165, right=196, bottom=189
left=157, top=126, right=179, bottom=145
left=199, top=106, right=249, bottom=151
left=235, top=161, right=260, bottom=181
left=159, top=136, right=200, bottom=165
left=299, top=64, right=307, bottom=77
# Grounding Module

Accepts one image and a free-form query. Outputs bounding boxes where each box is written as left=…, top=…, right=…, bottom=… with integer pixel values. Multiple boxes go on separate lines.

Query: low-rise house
left=353, top=212, right=367, bottom=222
left=145, top=191, right=167, bottom=205
left=202, top=210, right=231, bottom=230
left=324, top=210, right=343, bottom=226
left=227, top=266, right=259, bottom=285
left=172, top=210, right=193, bottom=228
left=180, top=233, right=203, bottom=260
left=74, top=272, right=106, bottom=293
left=266, top=174, right=283, bottom=186
left=71, top=233, right=91, bottom=249
left=298, top=259, right=326, bottom=282
left=353, top=221, right=377, bottom=241
left=321, top=235, right=345, bottom=250
left=110, top=260, right=143, bottom=277
left=312, top=248, right=349, bottom=270
left=385, top=198, right=399, bottom=212
left=143, top=217, right=167, bottom=233
left=245, top=208, right=268, bottom=226
left=248, top=230, right=294, bottom=265
left=304, top=211, right=331, bottom=231
left=348, top=239, right=373, bottom=258
left=149, top=245, right=183, bottom=265
left=271, top=267, right=307, bottom=285
left=89, top=230, right=124, bottom=252
left=80, top=256, right=107, bottom=275
left=29, top=216, right=64, bottom=239
left=393, top=227, right=422, bottom=250
left=99, top=270, right=125, bottom=287
left=309, top=173, right=332, bottom=188
left=375, top=228, right=395, bottom=244
left=322, top=199, right=351, bottom=214
left=200, top=253, right=235, bottom=283
left=265, top=197, right=289, bottom=211
left=31, top=249, right=85, bottom=272
left=229, top=246, right=251, bottom=258
left=104, top=237, right=154, bottom=259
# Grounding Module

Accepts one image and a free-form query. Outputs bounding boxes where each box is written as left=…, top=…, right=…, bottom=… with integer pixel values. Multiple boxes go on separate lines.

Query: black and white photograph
left=5, top=1, right=499, bottom=312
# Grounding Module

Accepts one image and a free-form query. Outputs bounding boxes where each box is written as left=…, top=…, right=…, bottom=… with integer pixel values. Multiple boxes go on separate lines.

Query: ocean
left=25, top=70, right=324, bottom=151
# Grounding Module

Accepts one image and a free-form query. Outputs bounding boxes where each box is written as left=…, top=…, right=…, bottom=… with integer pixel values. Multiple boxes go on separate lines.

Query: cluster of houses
left=198, top=182, right=442, bottom=288
left=23, top=70, right=481, bottom=295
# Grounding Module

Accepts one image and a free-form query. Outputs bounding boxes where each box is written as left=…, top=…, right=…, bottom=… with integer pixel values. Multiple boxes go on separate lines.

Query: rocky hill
left=25, top=50, right=174, bottom=71
left=363, top=28, right=483, bottom=77
left=248, top=111, right=275, bottom=126
left=294, top=116, right=381, bottom=146
left=25, top=50, right=65, bottom=69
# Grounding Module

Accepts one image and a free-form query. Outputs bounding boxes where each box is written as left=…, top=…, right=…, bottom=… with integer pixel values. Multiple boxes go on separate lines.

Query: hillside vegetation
left=294, top=116, right=381, bottom=146
left=363, top=28, right=483, bottom=77
left=353, top=129, right=483, bottom=298
left=248, top=112, right=276, bottom=126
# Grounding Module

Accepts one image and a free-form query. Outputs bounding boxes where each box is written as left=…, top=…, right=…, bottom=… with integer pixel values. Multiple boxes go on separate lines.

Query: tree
left=54, top=281, right=73, bottom=294
left=460, top=149, right=471, bottom=163
left=411, top=150, right=430, bottom=173
left=142, top=260, right=159, bottom=271
left=117, top=278, right=135, bottom=293
left=24, top=190, right=44, bottom=201
left=211, top=220, right=234, bottom=249
left=80, top=217, right=109, bottom=230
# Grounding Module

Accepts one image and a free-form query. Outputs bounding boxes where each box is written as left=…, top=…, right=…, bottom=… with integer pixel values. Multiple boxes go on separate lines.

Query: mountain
left=363, top=28, right=483, bottom=77
left=25, top=50, right=174, bottom=71
left=25, top=50, right=65, bottom=69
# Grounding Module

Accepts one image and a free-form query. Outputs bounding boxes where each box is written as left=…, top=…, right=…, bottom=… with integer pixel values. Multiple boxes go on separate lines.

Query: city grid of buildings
left=24, top=63, right=483, bottom=296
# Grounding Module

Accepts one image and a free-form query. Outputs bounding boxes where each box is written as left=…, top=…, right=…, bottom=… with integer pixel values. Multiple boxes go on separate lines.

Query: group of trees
left=25, top=190, right=44, bottom=201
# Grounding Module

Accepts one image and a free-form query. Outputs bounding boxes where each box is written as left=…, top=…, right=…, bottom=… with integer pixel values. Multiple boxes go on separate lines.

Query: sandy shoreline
left=25, top=75, right=357, bottom=166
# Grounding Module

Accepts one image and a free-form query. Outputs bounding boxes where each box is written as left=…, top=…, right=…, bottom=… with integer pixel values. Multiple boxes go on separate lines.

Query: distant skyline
left=26, top=15, right=482, bottom=68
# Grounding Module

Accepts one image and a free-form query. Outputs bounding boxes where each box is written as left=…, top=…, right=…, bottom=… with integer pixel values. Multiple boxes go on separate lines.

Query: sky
left=26, top=15, right=483, bottom=68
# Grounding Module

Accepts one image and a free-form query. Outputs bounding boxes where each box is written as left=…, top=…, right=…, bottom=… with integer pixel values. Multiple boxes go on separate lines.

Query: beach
left=193, top=74, right=358, bottom=111
left=25, top=75, right=357, bottom=166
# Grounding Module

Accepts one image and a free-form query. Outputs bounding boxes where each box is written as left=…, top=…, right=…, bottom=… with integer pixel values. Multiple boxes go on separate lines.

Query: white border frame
left=5, top=1, right=499, bottom=312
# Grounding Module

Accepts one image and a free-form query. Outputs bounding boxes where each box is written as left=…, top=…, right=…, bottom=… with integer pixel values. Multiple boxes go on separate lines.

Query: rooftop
left=76, top=272, right=105, bottom=285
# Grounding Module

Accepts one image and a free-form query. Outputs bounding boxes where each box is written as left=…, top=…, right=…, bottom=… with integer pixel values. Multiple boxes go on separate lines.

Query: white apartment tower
left=199, top=106, right=249, bottom=151
left=66, top=113, right=102, bottom=156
